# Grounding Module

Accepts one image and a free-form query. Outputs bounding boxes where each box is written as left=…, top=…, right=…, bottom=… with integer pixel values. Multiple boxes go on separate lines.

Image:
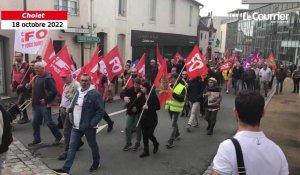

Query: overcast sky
left=197, top=0, right=249, bottom=17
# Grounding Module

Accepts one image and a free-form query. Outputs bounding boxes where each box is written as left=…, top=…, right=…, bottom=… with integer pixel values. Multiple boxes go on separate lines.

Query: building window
left=149, top=0, right=156, bottom=21
left=54, top=0, right=79, bottom=16
left=69, top=1, right=79, bottom=15
left=117, top=34, right=126, bottom=59
left=189, top=5, right=193, bottom=26
left=119, top=0, right=127, bottom=17
left=170, top=0, right=176, bottom=24
left=201, top=32, right=203, bottom=40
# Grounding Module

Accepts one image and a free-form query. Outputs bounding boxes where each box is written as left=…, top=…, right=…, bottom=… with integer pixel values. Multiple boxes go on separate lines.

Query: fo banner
left=14, top=29, right=48, bottom=54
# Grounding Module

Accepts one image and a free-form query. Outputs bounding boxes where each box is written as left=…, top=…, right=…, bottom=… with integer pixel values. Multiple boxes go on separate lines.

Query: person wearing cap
left=203, top=77, right=222, bottom=135
left=165, top=72, right=187, bottom=148
left=57, top=69, right=84, bottom=161
left=120, top=77, right=143, bottom=151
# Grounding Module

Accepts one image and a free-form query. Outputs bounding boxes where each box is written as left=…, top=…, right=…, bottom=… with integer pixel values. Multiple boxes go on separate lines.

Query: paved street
left=7, top=90, right=237, bottom=175
left=1, top=79, right=299, bottom=175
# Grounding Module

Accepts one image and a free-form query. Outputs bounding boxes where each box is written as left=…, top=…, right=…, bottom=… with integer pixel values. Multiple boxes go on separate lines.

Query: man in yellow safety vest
left=165, top=72, right=187, bottom=149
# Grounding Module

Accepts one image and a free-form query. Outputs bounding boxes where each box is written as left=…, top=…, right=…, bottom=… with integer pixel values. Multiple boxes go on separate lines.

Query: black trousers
left=141, top=124, right=158, bottom=153
left=205, top=109, right=218, bottom=131
left=293, top=78, right=300, bottom=93
left=103, top=102, right=113, bottom=124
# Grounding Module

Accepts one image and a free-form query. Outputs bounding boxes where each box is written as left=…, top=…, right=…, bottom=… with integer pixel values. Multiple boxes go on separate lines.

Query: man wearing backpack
left=0, top=98, right=13, bottom=154
left=212, top=90, right=289, bottom=175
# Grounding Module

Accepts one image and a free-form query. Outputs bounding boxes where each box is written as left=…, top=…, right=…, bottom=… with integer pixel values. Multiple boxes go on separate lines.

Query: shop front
left=131, top=30, right=198, bottom=73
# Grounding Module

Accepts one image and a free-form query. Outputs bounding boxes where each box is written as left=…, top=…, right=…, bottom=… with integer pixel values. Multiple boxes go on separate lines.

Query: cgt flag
left=102, top=46, right=124, bottom=81
left=154, top=59, right=172, bottom=107
left=185, top=45, right=208, bottom=79
left=44, top=45, right=73, bottom=94
left=220, top=60, right=231, bottom=71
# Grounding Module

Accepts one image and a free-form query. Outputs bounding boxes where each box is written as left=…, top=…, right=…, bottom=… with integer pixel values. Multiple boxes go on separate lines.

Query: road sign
left=76, top=35, right=100, bottom=43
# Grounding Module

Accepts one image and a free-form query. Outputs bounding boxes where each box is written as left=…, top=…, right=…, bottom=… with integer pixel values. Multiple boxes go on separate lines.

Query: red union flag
left=76, top=48, right=101, bottom=84
left=185, top=45, right=208, bottom=79
left=45, top=46, right=73, bottom=94
left=43, top=38, right=55, bottom=62
left=266, top=52, right=277, bottom=70
left=136, top=53, right=146, bottom=79
left=154, top=59, right=172, bottom=107
left=220, top=61, right=231, bottom=71
left=102, top=46, right=124, bottom=81
left=156, top=44, right=164, bottom=68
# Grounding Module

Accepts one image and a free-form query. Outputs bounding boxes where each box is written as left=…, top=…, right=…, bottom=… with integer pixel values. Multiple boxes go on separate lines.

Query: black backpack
left=0, top=103, right=13, bottom=154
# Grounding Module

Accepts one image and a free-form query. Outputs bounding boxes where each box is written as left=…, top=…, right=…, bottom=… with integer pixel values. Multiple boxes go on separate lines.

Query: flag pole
left=136, top=84, right=155, bottom=127
left=123, top=75, right=132, bottom=89
left=173, top=64, right=186, bottom=90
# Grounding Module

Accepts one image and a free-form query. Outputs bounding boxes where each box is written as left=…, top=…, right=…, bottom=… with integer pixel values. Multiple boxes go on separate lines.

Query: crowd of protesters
left=5, top=50, right=295, bottom=174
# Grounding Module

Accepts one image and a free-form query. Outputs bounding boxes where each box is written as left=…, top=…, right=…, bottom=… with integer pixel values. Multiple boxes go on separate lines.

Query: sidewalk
left=0, top=138, right=55, bottom=175
left=261, top=78, right=300, bottom=175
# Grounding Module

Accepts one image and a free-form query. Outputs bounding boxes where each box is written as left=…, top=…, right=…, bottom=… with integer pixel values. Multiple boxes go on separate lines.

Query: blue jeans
left=32, top=105, right=62, bottom=142
left=168, top=111, right=180, bottom=144
left=62, top=128, right=100, bottom=172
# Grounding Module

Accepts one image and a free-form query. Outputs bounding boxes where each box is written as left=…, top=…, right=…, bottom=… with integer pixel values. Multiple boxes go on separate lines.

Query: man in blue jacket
left=53, top=73, right=105, bottom=174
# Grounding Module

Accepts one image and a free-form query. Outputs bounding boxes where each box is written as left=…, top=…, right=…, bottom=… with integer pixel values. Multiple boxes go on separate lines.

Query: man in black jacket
left=120, top=78, right=143, bottom=151
left=232, top=63, right=244, bottom=95
left=186, top=76, right=206, bottom=132
left=275, top=64, right=287, bottom=94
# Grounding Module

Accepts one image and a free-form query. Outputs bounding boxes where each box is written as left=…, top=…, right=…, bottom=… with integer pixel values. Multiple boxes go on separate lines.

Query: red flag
left=220, top=61, right=231, bottom=71
left=102, top=46, right=124, bottom=81
left=156, top=44, right=164, bottom=68
left=43, top=38, right=55, bottom=62
left=76, top=47, right=101, bottom=84
left=154, top=59, right=172, bottom=107
left=266, top=52, right=277, bottom=70
left=45, top=46, right=73, bottom=94
left=185, top=45, right=208, bottom=79
left=173, top=52, right=183, bottom=64
left=231, top=52, right=238, bottom=64
left=136, top=53, right=146, bottom=79
left=224, top=48, right=229, bottom=59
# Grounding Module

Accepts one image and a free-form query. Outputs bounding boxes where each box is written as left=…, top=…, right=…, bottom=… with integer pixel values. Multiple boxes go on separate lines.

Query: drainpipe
left=23, top=0, right=29, bottom=63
